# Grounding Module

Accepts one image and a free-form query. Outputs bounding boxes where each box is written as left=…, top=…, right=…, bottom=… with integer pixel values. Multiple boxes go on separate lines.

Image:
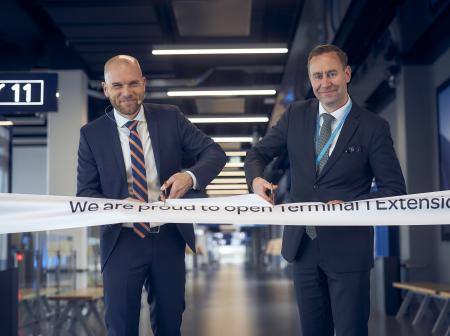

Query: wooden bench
left=47, top=287, right=105, bottom=336
left=393, top=282, right=450, bottom=335
left=439, top=289, right=450, bottom=336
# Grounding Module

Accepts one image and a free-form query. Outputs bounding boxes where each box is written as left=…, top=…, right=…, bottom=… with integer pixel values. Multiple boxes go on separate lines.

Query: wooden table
left=47, top=287, right=105, bottom=336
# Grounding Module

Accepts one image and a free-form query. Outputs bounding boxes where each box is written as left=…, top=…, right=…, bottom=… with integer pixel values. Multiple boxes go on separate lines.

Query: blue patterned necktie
left=306, top=113, right=336, bottom=240
left=125, top=120, right=151, bottom=238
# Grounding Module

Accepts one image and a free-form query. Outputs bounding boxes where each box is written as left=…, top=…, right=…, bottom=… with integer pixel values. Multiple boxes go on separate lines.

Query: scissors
left=269, top=183, right=275, bottom=205
left=160, top=185, right=169, bottom=205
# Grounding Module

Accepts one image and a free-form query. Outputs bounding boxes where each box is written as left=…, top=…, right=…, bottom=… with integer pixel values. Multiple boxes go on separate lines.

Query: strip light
left=211, top=178, right=247, bottom=184
left=225, top=162, right=244, bottom=168
left=206, top=190, right=249, bottom=195
left=167, top=90, right=276, bottom=97
left=0, top=121, right=14, bottom=126
left=225, top=151, right=247, bottom=157
left=218, top=171, right=245, bottom=177
left=188, top=116, right=268, bottom=124
left=206, top=184, right=249, bottom=190
left=212, top=137, right=253, bottom=143
left=152, top=48, right=288, bottom=55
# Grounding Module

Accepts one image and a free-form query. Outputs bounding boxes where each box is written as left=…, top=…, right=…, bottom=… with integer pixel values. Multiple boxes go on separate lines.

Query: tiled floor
left=181, top=265, right=301, bottom=336
left=180, top=265, right=434, bottom=336
left=21, top=265, right=440, bottom=335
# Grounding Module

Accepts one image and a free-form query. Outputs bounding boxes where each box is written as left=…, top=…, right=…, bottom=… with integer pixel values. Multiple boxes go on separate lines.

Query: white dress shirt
left=114, top=106, right=197, bottom=228
left=318, top=96, right=352, bottom=155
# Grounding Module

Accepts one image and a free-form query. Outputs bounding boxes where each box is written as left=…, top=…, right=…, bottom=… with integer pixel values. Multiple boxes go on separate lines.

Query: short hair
left=307, top=44, right=348, bottom=70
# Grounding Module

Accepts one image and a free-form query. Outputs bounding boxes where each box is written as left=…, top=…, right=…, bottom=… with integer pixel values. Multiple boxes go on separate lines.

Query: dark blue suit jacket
left=77, top=103, right=226, bottom=271
left=245, top=99, right=406, bottom=272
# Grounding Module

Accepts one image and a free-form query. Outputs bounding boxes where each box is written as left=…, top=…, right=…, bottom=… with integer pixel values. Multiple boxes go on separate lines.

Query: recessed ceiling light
left=188, top=116, right=268, bottom=123
left=152, top=45, right=288, bottom=55
left=218, top=171, right=246, bottom=177
left=206, top=190, right=249, bottom=195
left=212, top=137, right=253, bottom=143
left=211, top=178, right=247, bottom=184
left=167, top=90, right=276, bottom=97
left=225, top=151, right=247, bottom=157
left=225, top=162, right=245, bottom=168
left=206, top=184, right=249, bottom=190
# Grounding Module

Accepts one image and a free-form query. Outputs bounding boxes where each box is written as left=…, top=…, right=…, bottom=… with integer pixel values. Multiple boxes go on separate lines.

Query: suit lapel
left=144, top=105, right=162, bottom=183
left=306, top=100, right=319, bottom=175
left=105, top=112, right=128, bottom=188
left=317, top=104, right=360, bottom=179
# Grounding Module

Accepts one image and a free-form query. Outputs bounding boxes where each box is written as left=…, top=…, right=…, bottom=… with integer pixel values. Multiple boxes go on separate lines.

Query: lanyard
left=315, top=100, right=352, bottom=168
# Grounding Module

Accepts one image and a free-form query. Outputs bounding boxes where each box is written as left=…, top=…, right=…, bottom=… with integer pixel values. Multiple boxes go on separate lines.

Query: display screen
left=0, top=73, right=58, bottom=113
left=437, top=79, right=450, bottom=240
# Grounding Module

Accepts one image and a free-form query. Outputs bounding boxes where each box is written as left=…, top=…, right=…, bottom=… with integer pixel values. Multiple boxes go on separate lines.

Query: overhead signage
left=0, top=73, right=58, bottom=113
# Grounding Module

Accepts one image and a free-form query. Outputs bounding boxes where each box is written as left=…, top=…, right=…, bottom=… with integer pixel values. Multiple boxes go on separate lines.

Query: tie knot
left=125, top=120, right=139, bottom=131
left=321, top=113, right=335, bottom=125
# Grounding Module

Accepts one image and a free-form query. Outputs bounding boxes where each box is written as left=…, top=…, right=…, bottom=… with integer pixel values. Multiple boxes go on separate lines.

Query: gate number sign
left=0, top=74, right=58, bottom=113
left=0, top=80, right=45, bottom=105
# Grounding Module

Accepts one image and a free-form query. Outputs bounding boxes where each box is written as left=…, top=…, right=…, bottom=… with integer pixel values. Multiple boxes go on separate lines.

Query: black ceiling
left=1, top=0, right=304, bottom=143
left=1, top=0, right=449, bottom=148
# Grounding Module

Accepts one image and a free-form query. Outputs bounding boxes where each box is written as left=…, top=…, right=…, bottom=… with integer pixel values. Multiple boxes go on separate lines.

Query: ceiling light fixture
left=225, top=162, right=244, bottom=168
left=225, top=151, right=247, bottom=157
left=167, top=90, right=276, bottom=97
left=152, top=45, right=288, bottom=55
left=206, top=190, right=249, bottom=195
left=218, top=171, right=245, bottom=177
left=206, top=184, right=249, bottom=190
left=212, top=137, right=253, bottom=143
left=211, top=178, right=247, bottom=184
left=188, top=116, right=268, bottom=123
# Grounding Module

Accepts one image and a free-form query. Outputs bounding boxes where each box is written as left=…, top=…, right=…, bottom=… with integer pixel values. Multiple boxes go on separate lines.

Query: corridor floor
left=179, top=265, right=433, bottom=336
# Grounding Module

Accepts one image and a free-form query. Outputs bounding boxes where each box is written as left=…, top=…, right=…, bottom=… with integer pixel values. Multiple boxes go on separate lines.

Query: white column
left=47, top=70, right=88, bottom=288
left=396, top=65, right=438, bottom=281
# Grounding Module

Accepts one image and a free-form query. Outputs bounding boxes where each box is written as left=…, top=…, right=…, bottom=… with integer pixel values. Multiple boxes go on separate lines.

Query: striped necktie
left=316, top=113, right=335, bottom=174
left=125, top=120, right=151, bottom=238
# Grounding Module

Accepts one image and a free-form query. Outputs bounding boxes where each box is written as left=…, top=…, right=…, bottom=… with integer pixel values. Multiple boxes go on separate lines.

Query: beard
left=112, top=97, right=142, bottom=116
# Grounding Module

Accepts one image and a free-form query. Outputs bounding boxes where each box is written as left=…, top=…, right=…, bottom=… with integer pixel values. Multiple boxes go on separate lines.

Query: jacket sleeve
left=244, top=104, right=291, bottom=189
left=76, top=128, right=105, bottom=198
left=355, top=119, right=406, bottom=200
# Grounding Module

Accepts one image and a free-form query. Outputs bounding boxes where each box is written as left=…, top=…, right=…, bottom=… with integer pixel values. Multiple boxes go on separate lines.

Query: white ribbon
left=1, top=191, right=450, bottom=234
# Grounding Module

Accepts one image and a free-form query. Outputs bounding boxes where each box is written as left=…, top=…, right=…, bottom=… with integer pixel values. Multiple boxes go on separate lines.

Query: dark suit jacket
left=245, top=99, right=406, bottom=272
left=77, top=103, right=226, bottom=271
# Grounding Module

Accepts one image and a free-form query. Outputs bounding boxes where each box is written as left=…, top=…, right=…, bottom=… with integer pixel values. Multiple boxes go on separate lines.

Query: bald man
left=77, top=55, right=226, bottom=335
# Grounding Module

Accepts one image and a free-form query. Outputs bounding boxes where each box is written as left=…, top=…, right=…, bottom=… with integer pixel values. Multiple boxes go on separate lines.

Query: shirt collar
left=114, top=105, right=145, bottom=128
left=318, top=95, right=352, bottom=123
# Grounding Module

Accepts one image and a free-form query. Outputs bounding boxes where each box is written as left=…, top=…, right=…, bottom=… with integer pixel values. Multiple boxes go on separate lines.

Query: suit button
left=313, top=184, right=318, bottom=189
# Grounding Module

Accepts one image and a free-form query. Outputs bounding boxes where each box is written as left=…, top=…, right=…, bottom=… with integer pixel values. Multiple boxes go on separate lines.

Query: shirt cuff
left=185, top=170, right=198, bottom=190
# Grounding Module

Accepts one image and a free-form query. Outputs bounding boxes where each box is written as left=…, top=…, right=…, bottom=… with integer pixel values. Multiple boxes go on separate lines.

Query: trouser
left=103, top=225, right=186, bottom=336
left=292, top=236, right=370, bottom=336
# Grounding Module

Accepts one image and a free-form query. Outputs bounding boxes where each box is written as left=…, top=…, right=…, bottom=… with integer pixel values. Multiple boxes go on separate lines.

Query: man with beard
left=77, top=55, right=226, bottom=335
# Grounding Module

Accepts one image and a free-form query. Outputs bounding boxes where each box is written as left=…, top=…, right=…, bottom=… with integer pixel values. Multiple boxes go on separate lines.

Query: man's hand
left=327, top=200, right=343, bottom=204
left=252, top=177, right=277, bottom=204
left=161, top=172, right=193, bottom=200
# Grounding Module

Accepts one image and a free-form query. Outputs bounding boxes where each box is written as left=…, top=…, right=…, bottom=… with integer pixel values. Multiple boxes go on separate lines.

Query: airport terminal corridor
left=13, top=243, right=439, bottom=336
left=1, top=0, right=450, bottom=335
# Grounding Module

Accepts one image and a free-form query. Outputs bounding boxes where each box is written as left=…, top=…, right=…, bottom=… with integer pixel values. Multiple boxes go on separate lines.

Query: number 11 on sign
left=11, top=83, right=32, bottom=102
